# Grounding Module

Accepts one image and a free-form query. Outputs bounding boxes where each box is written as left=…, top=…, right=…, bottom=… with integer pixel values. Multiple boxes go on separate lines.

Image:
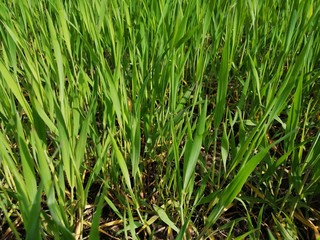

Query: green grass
left=0, top=0, right=320, bottom=239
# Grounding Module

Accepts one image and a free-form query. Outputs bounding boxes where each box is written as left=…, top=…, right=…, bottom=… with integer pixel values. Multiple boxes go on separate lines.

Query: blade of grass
left=0, top=61, right=32, bottom=121
left=89, top=182, right=109, bottom=240
left=110, top=134, right=132, bottom=193
left=182, top=98, right=207, bottom=192
left=153, top=204, right=180, bottom=233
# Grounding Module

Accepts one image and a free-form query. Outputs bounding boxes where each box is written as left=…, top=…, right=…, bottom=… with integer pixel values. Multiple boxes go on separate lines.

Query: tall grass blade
left=0, top=61, right=32, bottom=121
left=110, top=134, right=132, bottom=192
left=183, top=99, right=207, bottom=192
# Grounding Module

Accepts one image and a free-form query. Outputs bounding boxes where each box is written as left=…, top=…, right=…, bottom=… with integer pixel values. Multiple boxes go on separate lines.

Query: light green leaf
left=153, top=205, right=180, bottom=233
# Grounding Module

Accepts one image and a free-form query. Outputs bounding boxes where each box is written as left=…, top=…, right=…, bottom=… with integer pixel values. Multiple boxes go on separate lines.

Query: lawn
left=0, top=0, right=320, bottom=239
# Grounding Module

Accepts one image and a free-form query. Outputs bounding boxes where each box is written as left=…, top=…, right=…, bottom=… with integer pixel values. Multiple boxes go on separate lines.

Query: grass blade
left=153, top=204, right=180, bottom=233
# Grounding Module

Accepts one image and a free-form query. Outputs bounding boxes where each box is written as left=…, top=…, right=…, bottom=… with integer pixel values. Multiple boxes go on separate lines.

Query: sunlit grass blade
left=128, top=201, right=138, bottom=240
left=183, top=98, right=207, bottom=192
left=0, top=61, right=32, bottom=121
left=54, top=102, right=74, bottom=188
left=131, top=113, right=141, bottom=182
left=110, top=134, right=132, bottom=193
left=214, top=31, right=230, bottom=130
left=221, top=122, right=229, bottom=173
left=53, top=0, right=72, bottom=56
left=153, top=204, right=180, bottom=233
left=248, top=54, right=262, bottom=105
left=285, top=75, right=302, bottom=151
left=15, top=114, right=37, bottom=203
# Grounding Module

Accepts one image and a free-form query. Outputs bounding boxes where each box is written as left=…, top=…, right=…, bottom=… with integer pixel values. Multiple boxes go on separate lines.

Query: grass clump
left=0, top=0, right=320, bottom=239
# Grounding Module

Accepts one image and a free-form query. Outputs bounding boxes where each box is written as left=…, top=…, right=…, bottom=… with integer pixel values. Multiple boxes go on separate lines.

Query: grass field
left=0, top=0, right=320, bottom=239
